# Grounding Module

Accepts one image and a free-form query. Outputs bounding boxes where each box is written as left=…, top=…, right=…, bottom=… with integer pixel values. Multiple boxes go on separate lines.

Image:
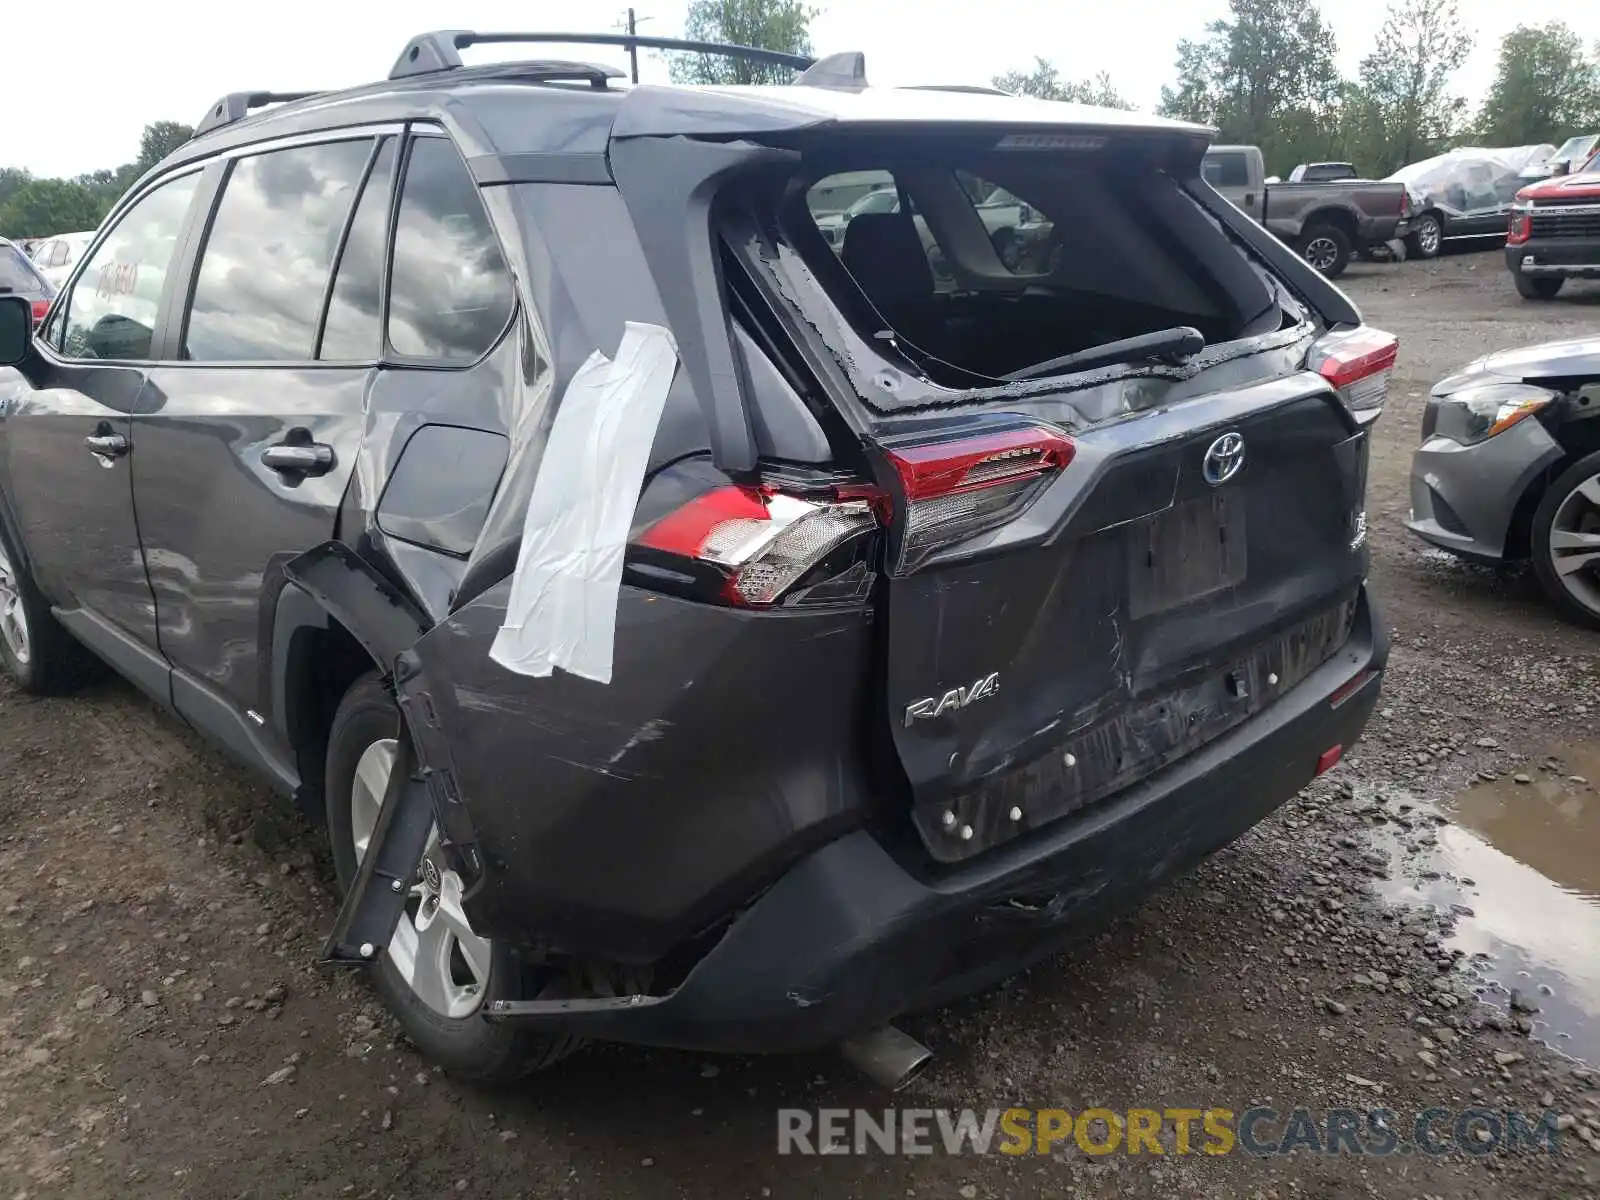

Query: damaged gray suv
left=0, top=31, right=1392, bottom=1086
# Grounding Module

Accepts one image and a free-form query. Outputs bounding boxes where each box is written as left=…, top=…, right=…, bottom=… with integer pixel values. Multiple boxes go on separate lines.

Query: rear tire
left=1300, top=224, right=1351, bottom=278
left=1405, top=212, right=1443, bottom=259
left=1531, top=452, right=1600, bottom=630
left=0, top=521, right=103, bottom=695
left=1513, top=272, right=1564, bottom=300
left=325, top=673, right=582, bottom=1082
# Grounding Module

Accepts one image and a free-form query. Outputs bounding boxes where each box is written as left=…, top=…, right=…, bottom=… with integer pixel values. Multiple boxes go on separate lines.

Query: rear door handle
left=84, top=432, right=129, bottom=461
left=262, top=442, right=334, bottom=477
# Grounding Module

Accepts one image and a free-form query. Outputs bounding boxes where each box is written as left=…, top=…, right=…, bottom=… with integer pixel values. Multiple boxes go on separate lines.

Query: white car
left=29, top=231, right=95, bottom=291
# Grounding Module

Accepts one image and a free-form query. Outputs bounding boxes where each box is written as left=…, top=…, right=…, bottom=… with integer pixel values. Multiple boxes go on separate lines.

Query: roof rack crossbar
left=195, top=91, right=324, bottom=137
left=390, top=30, right=817, bottom=80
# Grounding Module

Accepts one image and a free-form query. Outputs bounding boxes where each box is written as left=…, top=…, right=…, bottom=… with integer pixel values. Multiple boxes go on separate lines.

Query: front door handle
left=84, top=432, right=129, bottom=461
left=262, top=441, right=334, bottom=477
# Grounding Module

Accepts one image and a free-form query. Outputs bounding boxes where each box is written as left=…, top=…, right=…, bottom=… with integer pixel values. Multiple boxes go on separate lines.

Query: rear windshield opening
left=767, top=139, right=1283, bottom=387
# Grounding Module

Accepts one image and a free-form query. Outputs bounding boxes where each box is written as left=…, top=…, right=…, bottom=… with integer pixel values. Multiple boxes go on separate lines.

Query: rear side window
left=184, top=139, right=374, bottom=362
left=1203, top=152, right=1250, bottom=188
left=0, top=245, right=46, bottom=292
left=319, top=138, right=397, bottom=361
left=57, top=171, right=200, bottom=360
left=387, top=136, right=514, bottom=362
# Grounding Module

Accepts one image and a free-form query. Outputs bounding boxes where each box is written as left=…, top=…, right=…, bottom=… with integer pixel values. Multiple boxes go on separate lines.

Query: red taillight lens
left=884, top=425, right=1075, bottom=571
left=1507, top=209, right=1531, bottom=246
left=30, top=299, right=48, bottom=326
left=1307, top=326, right=1399, bottom=415
left=634, top=485, right=878, bottom=607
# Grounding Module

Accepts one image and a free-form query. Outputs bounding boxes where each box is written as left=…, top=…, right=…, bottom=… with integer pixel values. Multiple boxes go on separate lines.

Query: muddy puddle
left=1368, top=744, right=1600, bottom=1065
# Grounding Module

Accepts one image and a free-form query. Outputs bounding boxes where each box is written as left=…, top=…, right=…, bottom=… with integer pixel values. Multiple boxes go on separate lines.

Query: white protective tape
left=489, top=321, right=680, bottom=683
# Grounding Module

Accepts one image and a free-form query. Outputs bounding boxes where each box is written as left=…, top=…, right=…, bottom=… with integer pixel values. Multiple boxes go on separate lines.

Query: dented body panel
left=0, top=60, right=1393, bottom=1059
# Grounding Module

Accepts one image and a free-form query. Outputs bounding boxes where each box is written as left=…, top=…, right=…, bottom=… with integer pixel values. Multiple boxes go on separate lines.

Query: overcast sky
left=7, top=0, right=1599, bottom=177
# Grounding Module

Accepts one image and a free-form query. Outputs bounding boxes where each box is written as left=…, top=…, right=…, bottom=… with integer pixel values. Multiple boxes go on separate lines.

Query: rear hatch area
left=624, top=116, right=1386, bottom=866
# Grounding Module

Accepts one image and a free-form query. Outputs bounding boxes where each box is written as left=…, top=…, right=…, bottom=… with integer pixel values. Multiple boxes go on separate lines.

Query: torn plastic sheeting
left=489, top=321, right=679, bottom=684
left=1385, top=145, right=1556, bottom=215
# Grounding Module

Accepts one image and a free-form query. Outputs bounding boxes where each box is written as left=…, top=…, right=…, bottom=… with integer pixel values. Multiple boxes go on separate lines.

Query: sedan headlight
left=1426, top=382, right=1555, bottom=446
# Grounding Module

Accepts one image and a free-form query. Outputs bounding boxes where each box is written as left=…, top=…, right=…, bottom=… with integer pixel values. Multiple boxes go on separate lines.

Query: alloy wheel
left=1304, top=237, right=1340, bottom=272
left=0, top=541, right=31, bottom=667
left=1418, top=218, right=1441, bottom=256
left=1547, top=473, right=1600, bottom=618
left=350, top=737, right=492, bottom=1018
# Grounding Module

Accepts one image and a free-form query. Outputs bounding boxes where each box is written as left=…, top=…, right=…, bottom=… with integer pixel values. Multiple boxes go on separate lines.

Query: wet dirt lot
left=4, top=249, right=1600, bottom=1200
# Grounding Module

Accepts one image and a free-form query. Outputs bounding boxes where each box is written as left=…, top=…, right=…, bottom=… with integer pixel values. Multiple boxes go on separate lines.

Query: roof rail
left=904, top=84, right=1011, bottom=97
left=195, top=91, right=324, bottom=137
left=389, top=30, right=817, bottom=80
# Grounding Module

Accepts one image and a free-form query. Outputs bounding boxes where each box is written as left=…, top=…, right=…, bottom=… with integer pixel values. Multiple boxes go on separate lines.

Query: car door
left=134, top=132, right=391, bottom=775
left=0, top=170, right=203, bottom=694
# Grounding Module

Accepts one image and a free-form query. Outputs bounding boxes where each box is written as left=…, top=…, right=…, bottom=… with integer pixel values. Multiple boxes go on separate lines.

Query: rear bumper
left=487, top=586, right=1389, bottom=1054
left=1506, top=238, right=1600, bottom=278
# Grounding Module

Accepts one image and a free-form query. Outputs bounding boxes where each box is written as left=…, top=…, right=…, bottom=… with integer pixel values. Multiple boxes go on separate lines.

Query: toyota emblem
left=1202, top=432, right=1245, bottom=486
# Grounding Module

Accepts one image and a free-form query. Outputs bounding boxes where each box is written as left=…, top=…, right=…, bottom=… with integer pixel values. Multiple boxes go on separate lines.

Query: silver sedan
left=1406, top=337, right=1600, bottom=626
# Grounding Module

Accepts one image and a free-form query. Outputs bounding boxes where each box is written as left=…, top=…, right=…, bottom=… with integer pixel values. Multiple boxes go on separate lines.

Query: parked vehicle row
left=0, top=32, right=1390, bottom=1085
left=29, top=231, right=96, bottom=290
left=1202, top=144, right=1411, bottom=279
left=1194, top=139, right=1600, bottom=279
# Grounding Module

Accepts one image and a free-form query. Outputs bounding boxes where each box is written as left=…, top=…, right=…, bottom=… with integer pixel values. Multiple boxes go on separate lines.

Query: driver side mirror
left=0, top=295, right=32, bottom=367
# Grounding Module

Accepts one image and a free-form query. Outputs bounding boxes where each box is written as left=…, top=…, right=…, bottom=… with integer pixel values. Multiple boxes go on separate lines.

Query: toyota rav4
left=0, top=31, right=1391, bottom=1086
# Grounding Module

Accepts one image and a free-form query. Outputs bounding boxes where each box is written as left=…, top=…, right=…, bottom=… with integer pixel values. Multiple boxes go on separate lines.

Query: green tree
left=0, top=167, right=32, bottom=214
left=1343, top=0, right=1471, bottom=175
left=0, top=178, right=104, bottom=239
left=1158, top=0, right=1346, bottom=176
left=993, top=58, right=1134, bottom=109
left=1475, top=23, right=1600, bottom=146
left=670, top=0, right=816, bottom=86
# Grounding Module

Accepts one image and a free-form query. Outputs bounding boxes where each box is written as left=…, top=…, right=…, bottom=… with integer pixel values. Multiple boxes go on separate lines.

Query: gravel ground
left=3, top=248, right=1600, bottom=1200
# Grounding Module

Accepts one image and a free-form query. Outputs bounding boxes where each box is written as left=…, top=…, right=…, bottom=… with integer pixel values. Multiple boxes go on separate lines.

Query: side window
left=1203, top=152, right=1250, bottom=188
left=387, top=136, right=514, bottom=362
left=184, top=139, right=374, bottom=362
left=56, top=172, right=200, bottom=361
left=319, top=138, right=397, bottom=361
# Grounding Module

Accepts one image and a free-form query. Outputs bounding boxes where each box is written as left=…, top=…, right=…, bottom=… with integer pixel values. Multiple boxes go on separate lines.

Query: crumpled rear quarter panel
left=411, top=580, right=876, bottom=964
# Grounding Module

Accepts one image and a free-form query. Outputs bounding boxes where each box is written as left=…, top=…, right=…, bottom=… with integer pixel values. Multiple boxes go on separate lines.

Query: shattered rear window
left=781, top=138, right=1280, bottom=387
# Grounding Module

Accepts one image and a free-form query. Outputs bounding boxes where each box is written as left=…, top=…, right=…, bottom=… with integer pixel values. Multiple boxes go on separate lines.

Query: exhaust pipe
left=839, top=1025, right=933, bottom=1092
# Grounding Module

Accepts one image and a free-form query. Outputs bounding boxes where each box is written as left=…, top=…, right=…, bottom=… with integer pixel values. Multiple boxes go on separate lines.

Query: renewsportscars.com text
left=778, top=1106, right=1568, bottom=1157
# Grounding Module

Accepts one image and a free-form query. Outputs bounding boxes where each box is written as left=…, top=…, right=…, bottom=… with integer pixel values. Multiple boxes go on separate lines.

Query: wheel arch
left=1503, top=416, right=1600, bottom=559
left=1301, top=206, right=1358, bottom=238
left=270, top=581, right=388, bottom=821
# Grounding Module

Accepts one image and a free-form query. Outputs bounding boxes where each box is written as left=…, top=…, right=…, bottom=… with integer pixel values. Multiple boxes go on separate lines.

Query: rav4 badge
left=904, top=673, right=1001, bottom=727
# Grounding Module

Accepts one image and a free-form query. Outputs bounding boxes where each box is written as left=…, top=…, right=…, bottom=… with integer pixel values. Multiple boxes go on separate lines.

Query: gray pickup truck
left=1203, top=145, right=1411, bottom=278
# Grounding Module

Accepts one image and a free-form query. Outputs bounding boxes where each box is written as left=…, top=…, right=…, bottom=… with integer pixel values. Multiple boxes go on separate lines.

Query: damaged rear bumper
left=485, top=585, right=1388, bottom=1053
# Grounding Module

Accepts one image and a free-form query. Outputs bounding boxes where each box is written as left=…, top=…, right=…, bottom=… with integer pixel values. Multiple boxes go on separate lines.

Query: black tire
left=1531, top=451, right=1600, bottom=630
left=1300, top=223, right=1352, bottom=279
left=1513, top=272, right=1564, bottom=300
left=0, top=520, right=103, bottom=695
left=1404, top=212, right=1443, bottom=259
left=325, top=673, right=581, bottom=1082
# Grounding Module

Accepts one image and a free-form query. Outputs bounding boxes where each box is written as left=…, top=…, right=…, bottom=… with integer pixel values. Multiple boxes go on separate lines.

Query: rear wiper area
left=1004, top=326, right=1206, bottom=383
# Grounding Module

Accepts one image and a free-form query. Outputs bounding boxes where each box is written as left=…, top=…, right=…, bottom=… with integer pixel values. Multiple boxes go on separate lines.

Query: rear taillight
left=634, top=485, right=878, bottom=607
left=30, top=299, right=48, bottom=326
left=884, top=425, right=1075, bottom=571
left=1308, top=326, right=1399, bottom=415
left=1507, top=206, right=1531, bottom=246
